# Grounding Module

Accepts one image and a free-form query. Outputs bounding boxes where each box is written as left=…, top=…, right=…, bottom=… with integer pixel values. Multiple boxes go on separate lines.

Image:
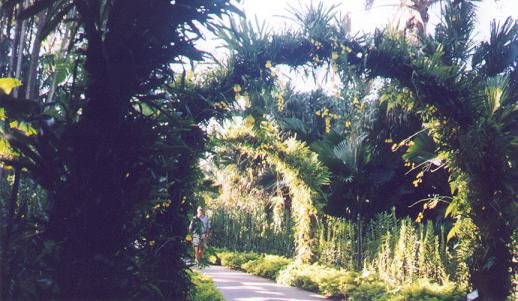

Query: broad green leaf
left=402, top=133, right=436, bottom=163
left=55, top=58, right=72, bottom=85
left=0, top=137, right=15, bottom=158
left=9, top=121, right=38, bottom=136
left=0, top=78, right=22, bottom=95
left=133, top=102, right=156, bottom=116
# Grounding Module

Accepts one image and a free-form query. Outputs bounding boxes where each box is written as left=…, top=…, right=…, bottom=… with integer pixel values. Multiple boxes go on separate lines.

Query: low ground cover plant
left=211, top=249, right=464, bottom=300
left=217, top=250, right=260, bottom=270
left=242, top=255, right=292, bottom=279
left=188, top=271, right=224, bottom=301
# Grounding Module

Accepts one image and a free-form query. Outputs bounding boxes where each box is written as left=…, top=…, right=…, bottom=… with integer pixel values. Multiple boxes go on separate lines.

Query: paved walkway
left=201, top=265, right=330, bottom=301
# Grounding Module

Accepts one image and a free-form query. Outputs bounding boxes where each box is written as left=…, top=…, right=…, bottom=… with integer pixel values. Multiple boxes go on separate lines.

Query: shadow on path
left=201, top=265, right=330, bottom=301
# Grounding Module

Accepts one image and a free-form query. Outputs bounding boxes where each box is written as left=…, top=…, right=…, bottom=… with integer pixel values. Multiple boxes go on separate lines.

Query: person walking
left=189, top=207, right=210, bottom=265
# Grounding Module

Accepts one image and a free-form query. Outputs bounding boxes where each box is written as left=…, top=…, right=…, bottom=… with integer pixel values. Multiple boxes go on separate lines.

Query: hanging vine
left=212, top=122, right=330, bottom=263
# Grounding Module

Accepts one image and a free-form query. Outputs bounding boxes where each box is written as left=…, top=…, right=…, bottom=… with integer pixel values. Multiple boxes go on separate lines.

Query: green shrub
left=346, top=273, right=388, bottom=301
left=241, top=255, right=292, bottom=279
left=208, top=254, right=220, bottom=265
left=188, top=271, right=224, bottom=301
left=319, top=270, right=358, bottom=297
left=277, top=262, right=357, bottom=296
left=381, top=280, right=464, bottom=301
left=207, top=248, right=223, bottom=265
left=211, top=249, right=464, bottom=301
left=218, top=250, right=260, bottom=270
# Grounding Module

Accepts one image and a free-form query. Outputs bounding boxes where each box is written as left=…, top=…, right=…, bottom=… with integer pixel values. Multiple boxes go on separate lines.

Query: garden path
left=201, top=265, right=330, bottom=301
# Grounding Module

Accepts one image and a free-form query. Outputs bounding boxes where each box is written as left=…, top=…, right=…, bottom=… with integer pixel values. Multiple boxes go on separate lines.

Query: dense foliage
left=204, top=1, right=517, bottom=299
left=210, top=207, right=463, bottom=286
left=210, top=248, right=464, bottom=301
left=0, top=0, right=237, bottom=299
left=188, top=271, right=224, bottom=301
left=0, top=0, right=516, bottom=300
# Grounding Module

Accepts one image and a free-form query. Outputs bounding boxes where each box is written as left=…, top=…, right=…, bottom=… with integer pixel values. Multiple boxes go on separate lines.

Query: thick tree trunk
left=462, top=142, right=514, bottom=300
left=45, top=2, right=141, bottom=298
left=469, top=191, right=513, bottom=301
left=0, top=169, right=21, bottom=300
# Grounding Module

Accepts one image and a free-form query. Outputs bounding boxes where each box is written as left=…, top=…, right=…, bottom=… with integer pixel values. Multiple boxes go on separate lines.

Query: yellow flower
left=325, top=118, right=331, bottom=133
left=341, top=45, right=352, bottom=54
left=244, top=93, right=251, bottom=108
left=244, top=115, right=255, bottom=127
left=265, top=60, right=272, bottom=68
left=322, top=107, right=330, bottom=116
left=415, top=212, right=424, bottom=223
left=331, top=51, right=339, bottom=60
left=384, top=138, right=393, bottom=144
left=344, top=121, right=351, bottom=128
left=233, top=84, right=242, bottom=93
left=185, top=234, right=192, bottom=242
left=277, top=96, right=284, bottom=112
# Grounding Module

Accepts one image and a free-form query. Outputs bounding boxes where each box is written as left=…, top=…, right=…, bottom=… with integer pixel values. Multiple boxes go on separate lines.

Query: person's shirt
left=199, top=215, right=210, bottom=235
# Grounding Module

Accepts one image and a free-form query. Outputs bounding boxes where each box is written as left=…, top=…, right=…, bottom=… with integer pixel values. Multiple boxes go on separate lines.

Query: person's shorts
left=192, top=235, right=206, bottom=247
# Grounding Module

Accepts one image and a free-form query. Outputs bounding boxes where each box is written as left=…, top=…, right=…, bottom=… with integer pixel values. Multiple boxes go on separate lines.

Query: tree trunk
left=355, top=194, right=363, bottom=271
left=47, top=20, right=75, bottom=104
left=0, top=6, right=14, bottom=75
left=469, top=189, right=513, bottom=301
left=25, top=10, right=48, bottom=100
left=8, top=8, right=23, bottom=77
left=460, top=136, right=514, bottom=300
left=44, top=2, right=141, bottom=298
left=0, top=168, right=21, bottom=300
left=13, top=16, right=26, bottom=98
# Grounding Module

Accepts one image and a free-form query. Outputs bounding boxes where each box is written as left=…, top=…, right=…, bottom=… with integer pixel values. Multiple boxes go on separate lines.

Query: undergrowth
left=188, top=271, right=224, bottom=301
left=210, top=249, right=465, bottom=300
